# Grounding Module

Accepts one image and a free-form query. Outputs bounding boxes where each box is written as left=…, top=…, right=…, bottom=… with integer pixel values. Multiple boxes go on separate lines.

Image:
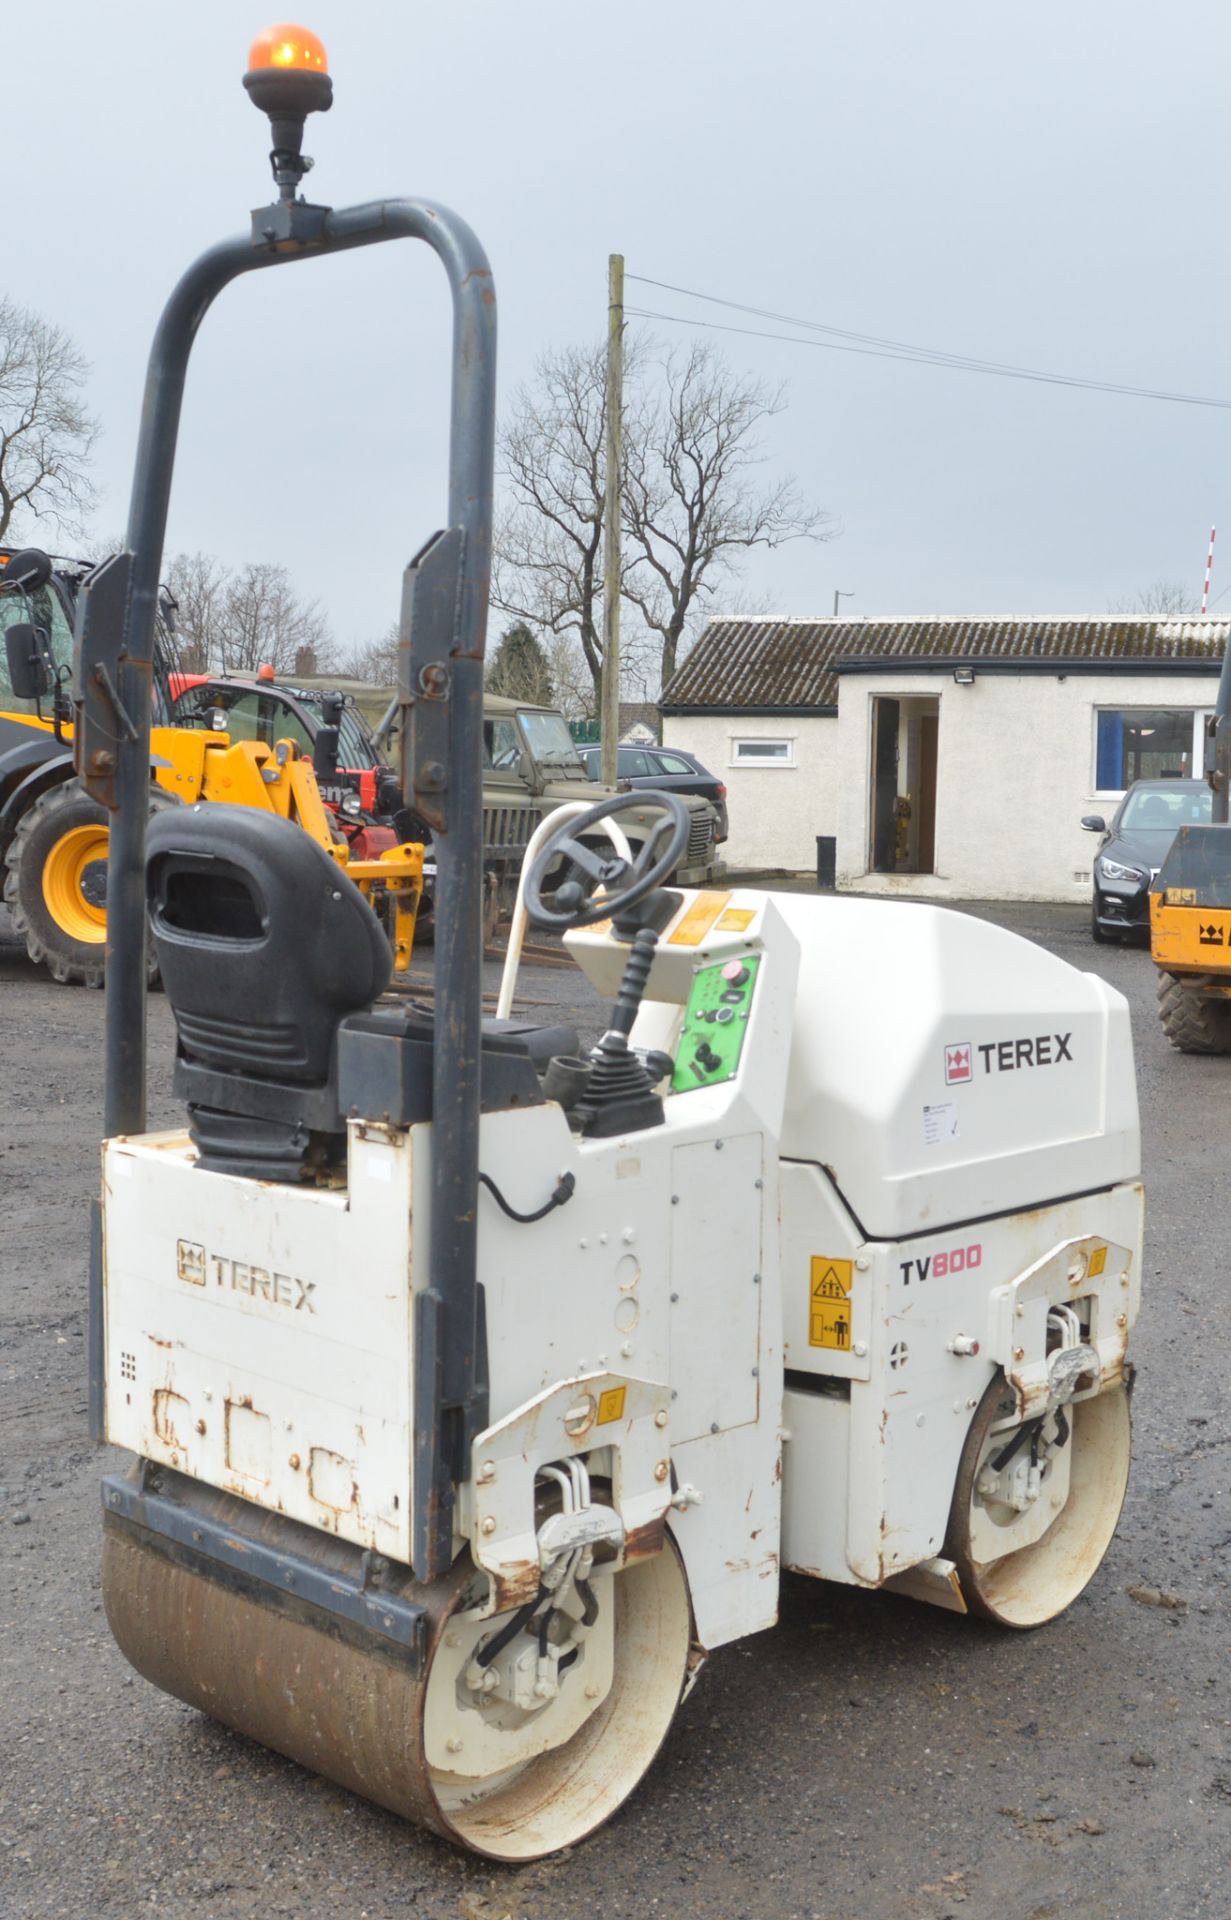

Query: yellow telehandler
left=0, top=546, right=421, bottom=981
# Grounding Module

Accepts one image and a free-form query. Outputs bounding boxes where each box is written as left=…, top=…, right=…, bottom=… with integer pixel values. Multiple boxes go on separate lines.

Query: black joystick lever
left=578, top=929, right=668, bottom=1138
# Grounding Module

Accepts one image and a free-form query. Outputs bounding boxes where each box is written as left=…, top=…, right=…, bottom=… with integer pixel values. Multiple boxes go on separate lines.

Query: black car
left=577, top=743, right=728, bottom=842
left=1082, top=777, right=1212, bottom=943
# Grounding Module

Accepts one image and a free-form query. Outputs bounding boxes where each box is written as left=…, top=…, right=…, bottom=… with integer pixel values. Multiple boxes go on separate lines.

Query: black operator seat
left=147, top=806, right=577, bottom=1184
left=147, top=805, right=393, bottom=1180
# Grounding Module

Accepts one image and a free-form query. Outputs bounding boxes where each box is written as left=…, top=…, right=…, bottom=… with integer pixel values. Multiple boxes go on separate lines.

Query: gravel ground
left=1, top=890, right=1228, bottom=1920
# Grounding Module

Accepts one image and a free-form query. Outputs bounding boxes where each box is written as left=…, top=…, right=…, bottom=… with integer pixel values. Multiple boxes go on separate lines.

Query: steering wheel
left=524, top=791, right=690, bottom=930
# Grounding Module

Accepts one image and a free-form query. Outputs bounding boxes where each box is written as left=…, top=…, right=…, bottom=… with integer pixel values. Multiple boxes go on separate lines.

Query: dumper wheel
left=102, top=1494, right=692, bottom=1861
left=3, top=781, right=178, bottom=986
left=945, top=1372, right=1131, bottom=1628
left=1157, top=970, right=1231, bottom=1053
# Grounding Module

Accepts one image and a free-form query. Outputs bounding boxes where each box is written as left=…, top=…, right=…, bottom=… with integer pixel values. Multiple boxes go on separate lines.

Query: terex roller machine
left=91, top=27, right=1144, bottom=1860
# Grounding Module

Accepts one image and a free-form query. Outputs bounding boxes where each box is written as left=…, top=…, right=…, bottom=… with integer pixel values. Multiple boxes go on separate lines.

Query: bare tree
left=543, top=629, right=598, bottom=720
left=165, top=551, right=229, bottom=671
left=492, top=336, right=835, bottom=703
left=622, top=344, right=836, bottom=691
left=1109, top=579, right=1202, bottom=617
left=339, top=622, right=399, bottom=687
left=492, top=343, right=617, bottom=700
left=215, top=562, right=333, bottom=675
left=0, top=297, right=99, bottom=543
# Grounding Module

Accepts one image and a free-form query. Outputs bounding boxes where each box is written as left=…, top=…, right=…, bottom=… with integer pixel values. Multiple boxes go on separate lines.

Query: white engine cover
left=768, top=895, right=1139, bottom=1238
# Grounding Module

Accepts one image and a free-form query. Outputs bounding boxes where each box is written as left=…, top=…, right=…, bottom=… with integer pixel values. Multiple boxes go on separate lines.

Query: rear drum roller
left=102, top=1486, right=692, bottom=1860
left=946, top=1372, right=1131, bottom=1628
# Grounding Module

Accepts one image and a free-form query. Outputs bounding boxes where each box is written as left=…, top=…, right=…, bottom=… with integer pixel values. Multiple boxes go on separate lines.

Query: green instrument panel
left=671, top=954, right=761, bottom=1092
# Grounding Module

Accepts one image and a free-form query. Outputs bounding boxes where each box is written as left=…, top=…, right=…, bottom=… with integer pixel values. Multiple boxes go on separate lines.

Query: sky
left=8, top=0, right=1231, bottom=666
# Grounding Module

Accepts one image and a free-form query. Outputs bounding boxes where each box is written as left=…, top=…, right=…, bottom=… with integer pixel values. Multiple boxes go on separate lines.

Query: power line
left=625, top=274, right=1231, bottom=411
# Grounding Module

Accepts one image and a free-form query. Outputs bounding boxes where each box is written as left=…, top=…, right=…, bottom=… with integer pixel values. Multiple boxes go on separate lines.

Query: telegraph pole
left=600, top=253, right=624, bottom=787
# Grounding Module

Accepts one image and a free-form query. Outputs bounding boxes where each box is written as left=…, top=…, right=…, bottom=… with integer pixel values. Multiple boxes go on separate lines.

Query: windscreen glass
left=1118, top=784, right=1211, bottom=830
left=518, top=710, right=584, bottom=772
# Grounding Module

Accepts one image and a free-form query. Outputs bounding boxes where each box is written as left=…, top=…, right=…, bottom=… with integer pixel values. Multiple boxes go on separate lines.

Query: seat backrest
left=147, top=805, right=392, bottom=1085
left=1135, top=796, right=1173, bottom=827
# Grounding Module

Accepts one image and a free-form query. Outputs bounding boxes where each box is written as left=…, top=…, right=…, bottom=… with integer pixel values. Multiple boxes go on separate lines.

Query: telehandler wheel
left=1157, top=970, right=1231, bottom=1053
left=3, top=781, right=178, bottom=986
left=945, top=1372, right=1131, bottom=1629
left=101, top=1507, right=692, bottom=1861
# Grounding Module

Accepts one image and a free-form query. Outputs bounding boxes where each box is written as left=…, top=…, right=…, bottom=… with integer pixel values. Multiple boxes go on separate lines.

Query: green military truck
left=471, top=694, right=723, bottom=911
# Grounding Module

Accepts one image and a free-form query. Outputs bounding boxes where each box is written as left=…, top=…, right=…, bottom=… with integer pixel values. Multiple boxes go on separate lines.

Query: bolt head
left=655, top=1461, right=669, bottom=1481
left=1013, top=1346, right=1025, bottom=1361
left=481, top=1516, right=497, bottom=1535
left=655, top=1409, right=668, bottom=1428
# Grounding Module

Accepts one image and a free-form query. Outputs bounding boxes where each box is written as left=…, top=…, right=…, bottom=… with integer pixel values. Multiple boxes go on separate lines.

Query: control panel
left=671, top=955, right=761, bottom=1092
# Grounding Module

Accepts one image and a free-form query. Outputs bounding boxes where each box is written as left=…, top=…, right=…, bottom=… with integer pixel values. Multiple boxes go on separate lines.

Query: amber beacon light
left=243, top=24, right=333, bottom=201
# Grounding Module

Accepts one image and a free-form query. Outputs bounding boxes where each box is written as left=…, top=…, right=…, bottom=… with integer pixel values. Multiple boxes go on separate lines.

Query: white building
left=661, top=615, right=1226, bottom=903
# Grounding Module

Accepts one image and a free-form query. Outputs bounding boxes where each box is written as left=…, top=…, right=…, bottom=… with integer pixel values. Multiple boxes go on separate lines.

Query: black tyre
left=1157, top=969, right=1231, bottom=1053
left=3, top=780, right=177, bottom=987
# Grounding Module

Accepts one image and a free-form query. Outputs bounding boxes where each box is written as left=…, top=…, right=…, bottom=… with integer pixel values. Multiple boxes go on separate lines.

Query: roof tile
left=662, top=616, right=1230, bottom=710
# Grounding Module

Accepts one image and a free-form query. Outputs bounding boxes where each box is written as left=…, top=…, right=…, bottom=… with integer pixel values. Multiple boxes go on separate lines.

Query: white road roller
left=83, top=26, right=1142, bottom=1864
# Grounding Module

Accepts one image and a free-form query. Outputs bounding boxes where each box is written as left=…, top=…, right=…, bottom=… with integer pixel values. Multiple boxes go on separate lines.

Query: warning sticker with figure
left=809, top=1256, right=854, bottom=1350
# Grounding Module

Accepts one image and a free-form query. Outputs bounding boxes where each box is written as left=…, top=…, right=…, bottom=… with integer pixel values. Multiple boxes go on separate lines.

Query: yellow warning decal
left=667, top=891, right=732, bottom=946
left=1087, top=1245, right=1107, bottom=1278
left=1165, top=888, right=1197, bottom=906
left=597, top=1385, right=627, bottom=1425
left=716, top=907, right=756, bottom=932
left=809, top=1256, right=854, bottom=1350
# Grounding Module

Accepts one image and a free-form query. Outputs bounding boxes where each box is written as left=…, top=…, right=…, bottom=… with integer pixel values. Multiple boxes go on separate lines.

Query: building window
left=1094, top=709, right=1198, bottom=788
left=730, top=737, right=794, bottom=767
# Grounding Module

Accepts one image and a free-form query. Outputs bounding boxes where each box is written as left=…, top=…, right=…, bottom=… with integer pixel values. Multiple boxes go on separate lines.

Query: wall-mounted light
left=953, top=666, right=975, bottom=686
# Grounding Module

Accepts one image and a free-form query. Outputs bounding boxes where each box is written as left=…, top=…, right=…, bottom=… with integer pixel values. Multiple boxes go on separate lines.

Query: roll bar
left=76, top=194, right=495, bottom=1580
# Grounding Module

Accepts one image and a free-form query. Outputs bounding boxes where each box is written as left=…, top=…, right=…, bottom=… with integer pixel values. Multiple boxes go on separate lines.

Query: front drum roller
left=945, top=1371, right=1132, bottom=1629
left=102, top=1477, right=692, bottom=1861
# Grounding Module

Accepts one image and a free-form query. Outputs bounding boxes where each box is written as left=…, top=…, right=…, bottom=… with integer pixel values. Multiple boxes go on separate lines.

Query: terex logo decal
left=175, top=1238, right=316, bottom=1313
left=944, top=1034, right=1073, bottom=1080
